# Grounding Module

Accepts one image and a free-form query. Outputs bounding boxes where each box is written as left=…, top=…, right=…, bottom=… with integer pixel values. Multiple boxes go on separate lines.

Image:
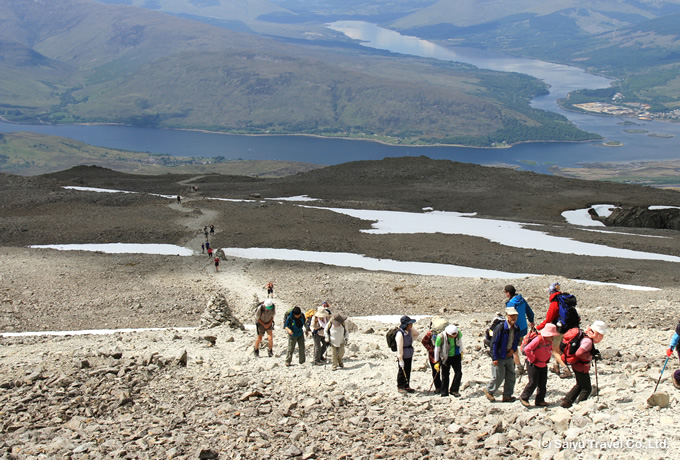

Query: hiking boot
left=331, top=367, right=338, bottom=371
left=404, top=387, right=415, bottom=393
left=451, top=392, right=461, bottom=398
left=398, top=387, right=407, bottom=394
left=268, top=349, right=273, bottom=357
left=520, top=398, right=531, bottom=408
left=559, top=368, right=573, bottom=379
left=536, top=401, right=550, bottom=407
left=502, top=396, right=516, bottom=403
left=285, top=363, right=292, bottom=367
left=338, top=362, right=344, bottom=368
left=254, top=348, right=259, bottom=357
left=561, top=399, right=573, bottom=408
left=484, top=388, right=495, bottom=402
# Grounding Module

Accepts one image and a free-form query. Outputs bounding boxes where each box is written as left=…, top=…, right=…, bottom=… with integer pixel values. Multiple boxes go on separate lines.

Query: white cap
left=590, top=320, right=607, bottom=336
left=445, top=325, right=458, bottom=336
left=506, top=307, right=519, bottom=316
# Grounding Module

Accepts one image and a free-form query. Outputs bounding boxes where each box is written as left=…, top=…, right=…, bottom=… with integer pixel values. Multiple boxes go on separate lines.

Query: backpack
left=386, top=327, right=401, bottom=352
left=304, top=308, right=317, bottom=330
left=559, top=328, right=598, bottom=365
left=283, top=308, right=294, bottom=327
left=483, top=314, right=506, bottom=357
left=521, top=328, right=540, bottom=356
left=430, top=316, right=450, bottom=335
left=553, top=293, right=580, bottom=333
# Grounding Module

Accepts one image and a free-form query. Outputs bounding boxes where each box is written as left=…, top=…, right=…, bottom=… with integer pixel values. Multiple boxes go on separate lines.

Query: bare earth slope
left=1, top=158, right=680, bottom=458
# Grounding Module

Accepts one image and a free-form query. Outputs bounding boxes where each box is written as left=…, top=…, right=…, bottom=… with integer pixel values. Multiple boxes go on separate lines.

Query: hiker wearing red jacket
left=536, top=282, right=571, bottom=378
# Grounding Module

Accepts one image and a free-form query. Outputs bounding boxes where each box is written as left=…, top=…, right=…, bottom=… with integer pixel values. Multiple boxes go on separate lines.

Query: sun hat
left=315, top=306, right=330, bottom=318
left=590, top=320, right=607, bottom=336
left=264, top=299, right=274, bottom=309
left=400, top=315, right=416, bottom=327
left=331, top=313, right=346, bottom=326
left=445, top=324, right=458, bottom=336
left=506, top=307, right=519, bottom=316
left=540, top=323, right=559, bottom=337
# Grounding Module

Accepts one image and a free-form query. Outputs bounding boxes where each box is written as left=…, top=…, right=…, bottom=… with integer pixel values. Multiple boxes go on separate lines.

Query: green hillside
left=0, top=0, right=597, bottom=146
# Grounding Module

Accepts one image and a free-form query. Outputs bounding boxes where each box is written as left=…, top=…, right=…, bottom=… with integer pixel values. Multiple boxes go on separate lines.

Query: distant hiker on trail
left=560, top=321, right=606, bottom=408
left=485, top=307, right=520, bottom=403
left=310, top=306, right=330, bottom=365
left=536, top=282, right=573, bottom=379
left=396, top=315, right=420, bottom=394
left=205, top=241, right=210, bottom=251
left=207, top=247, right=213, bottom=259
left=214, top=256, right=220, bottom=272
left=201, top=243, right=205, bottom=254
left=504, top=285, right=534, bottom=374
left=434, top=324, right=464, bottom=398
left=254, top=299, right=275, bottom=357
left=325, top=313, right=349, bottom=370
left=210, top=224, right=215, bottom=234
left=284, top=306, right=309, bottom=366
left=520, top=323, right=559, bottom=408
left=266, top=281, right=274, bottom=298
left=177, top=195, right=181, bottom=204
left=665, top=319, right=680, bottom=389
left=203, top=226, right=209, bottom=239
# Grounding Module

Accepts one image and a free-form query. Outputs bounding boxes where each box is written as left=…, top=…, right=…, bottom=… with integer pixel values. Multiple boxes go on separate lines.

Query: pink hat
left=540, top=323, right=559, bottom=337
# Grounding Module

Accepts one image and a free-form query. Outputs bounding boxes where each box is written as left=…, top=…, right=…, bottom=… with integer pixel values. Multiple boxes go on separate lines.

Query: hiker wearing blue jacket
left=665, top=319, right=680, bottom=389
left=505, top=285, right=535, bottom=372
left=284, top=307, right=309, bottom=366
left=484, top=308, right=520, bottom=403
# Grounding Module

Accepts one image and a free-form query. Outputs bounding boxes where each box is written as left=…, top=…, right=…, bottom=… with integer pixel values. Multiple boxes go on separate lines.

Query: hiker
left=207, top=247, right=213, bottom=259
left=665, top=319, right=680, bottom=389
left=484, top=307, right=520, bottom=403
left=210, top=224, right=215, bottom=234
left=205, top=241, right=210, bottom=251
left=561, top=321, right=606, bottom=408
left=325, top=313, right=349, bottom=370
left=421, top=328, right=442, bottom=393
left=254, top=299, right=275, bottom=357
left=536, top=281, right=572, bottom=378
left=520, top=323, right=559, bottom=407
left=284, top=306, right=309, bottom=366
left=214, top=256, right=220, bottom=272
left=266, top=281, right=274, bottom=298
left=177, top=195, right=181, bottom=204
left=203, top=226, right=209, bottom=239
left=201, top=243, right=205, bottom=254
left=504, top=285, right=535, bottom=374
left=396, top=315, right=420, bottom=393
left=434, top=324, right=464, bottom=397
left=310, top=306, right=331, bottom=365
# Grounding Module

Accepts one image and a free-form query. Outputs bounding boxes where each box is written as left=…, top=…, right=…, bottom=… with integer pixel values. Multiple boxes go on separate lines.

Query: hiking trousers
left=563, top=370, right=591, bottom=405
left=520, top=362, right=548, bottom=404
left=486, top=357, right=516, bottom=398
left=285, top=335, right=305, bottom=365
left=440, top=354, right=462, bottom=396
left=331, top=344, right=345, bottom=369
left=397, top=357, right=413, bottom=389
left=313, top=332, right=327, bottom=364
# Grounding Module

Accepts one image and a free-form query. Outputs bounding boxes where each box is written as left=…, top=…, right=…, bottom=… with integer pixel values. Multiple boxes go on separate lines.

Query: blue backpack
left=554, top=293, right=580, bottom=333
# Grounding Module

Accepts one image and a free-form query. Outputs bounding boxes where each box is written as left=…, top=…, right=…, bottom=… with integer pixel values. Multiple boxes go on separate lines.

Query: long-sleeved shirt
left=537, top=291, right=561, bottom=331
left=524, top=335, right=553, bottom=367
left=506, top=294, right=535, bottom=333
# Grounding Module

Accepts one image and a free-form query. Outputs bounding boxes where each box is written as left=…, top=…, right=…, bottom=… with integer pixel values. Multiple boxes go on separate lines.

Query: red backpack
left=560, top=328, right=586, bottom=365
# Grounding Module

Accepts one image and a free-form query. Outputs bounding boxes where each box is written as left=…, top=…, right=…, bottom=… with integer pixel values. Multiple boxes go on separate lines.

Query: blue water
left=1, top=22, right=679, bottom=173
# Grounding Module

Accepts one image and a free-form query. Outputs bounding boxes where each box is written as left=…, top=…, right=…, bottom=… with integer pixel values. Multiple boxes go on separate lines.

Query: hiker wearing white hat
left=434, top=324, right=464, bottom=397
left=253, top=298, right=276, bottom=357
left=484, top=308, right=520, bottom=403
left=519, top=323, right=559, bottom=408
left=561, top=320, right=607, bottom=408
left=311, top=304, right=331, bottom=365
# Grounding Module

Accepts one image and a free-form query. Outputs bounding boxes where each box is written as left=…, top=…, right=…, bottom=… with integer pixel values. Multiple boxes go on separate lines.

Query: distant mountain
left=0, top=0, right=597, bottom=147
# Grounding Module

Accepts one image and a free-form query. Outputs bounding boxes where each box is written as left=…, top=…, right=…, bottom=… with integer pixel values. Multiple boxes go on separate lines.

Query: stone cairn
left=199, top=294, right=245, bottom=330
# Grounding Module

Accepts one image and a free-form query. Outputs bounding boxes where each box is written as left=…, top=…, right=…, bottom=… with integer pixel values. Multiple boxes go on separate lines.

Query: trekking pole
left=653, top=355, right=671, bottom=394
left=428, top=368, right=441, bottom=393
left=593, top=358, right=599, bottom=400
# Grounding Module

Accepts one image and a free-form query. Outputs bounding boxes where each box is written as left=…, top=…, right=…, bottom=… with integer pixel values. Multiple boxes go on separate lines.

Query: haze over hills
left=0, top=0, right=597, bottom=147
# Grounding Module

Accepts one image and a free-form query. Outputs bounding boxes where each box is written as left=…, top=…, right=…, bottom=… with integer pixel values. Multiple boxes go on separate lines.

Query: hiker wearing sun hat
left=253, top=298, right=276, bottom=357
left=484, top=307, right=520, bottom=403
left=560, top=320, right=607, bottom=408
left=434, top=324, right=464, bottom=397
left=325, top=313, right=349, bottom=370
left=396, top=315, right=420, bottom=393
left=311, top=306, right=331, bottom=365
left=520, top=323, right=560, bottom=407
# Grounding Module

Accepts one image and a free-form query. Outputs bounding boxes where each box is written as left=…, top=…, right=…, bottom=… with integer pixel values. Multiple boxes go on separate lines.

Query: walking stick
left=593, top=358, right=599, bottom=400
left=428, top=368, right=441, bottom=393
left=653, top=355, right=671, bottom=394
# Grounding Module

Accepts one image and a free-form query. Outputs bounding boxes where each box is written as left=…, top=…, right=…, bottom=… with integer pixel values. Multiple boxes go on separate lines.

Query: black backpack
left=554, top=293, right=580, bottom=333
left=386, top=327, right=400, bottom=352
left=483, top=314, right=505, bottom=357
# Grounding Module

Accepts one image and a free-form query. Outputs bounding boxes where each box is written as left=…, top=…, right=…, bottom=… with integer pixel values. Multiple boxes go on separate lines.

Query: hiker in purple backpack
left=536, top=282, right=572, bottom=378
left=664, top=319, right=680, bottom=389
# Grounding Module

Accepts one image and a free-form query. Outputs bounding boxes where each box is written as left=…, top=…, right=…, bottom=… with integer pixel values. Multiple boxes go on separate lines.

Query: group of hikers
left=199, top=225, right=219, bottom=271
left=249, top=281, right=680, bottom=407
left=253, top=298, right=349, bottom=370
left=395, top=282, right=608, bottom=408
